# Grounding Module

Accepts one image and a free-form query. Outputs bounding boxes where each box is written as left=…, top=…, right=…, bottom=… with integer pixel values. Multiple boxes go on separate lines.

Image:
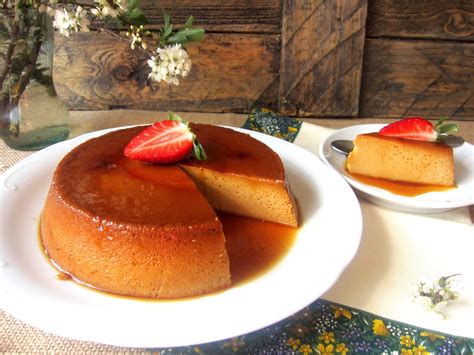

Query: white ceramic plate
left=319, top=124, right=474, bottom=213
left=0, top=127, right=362, bottom=348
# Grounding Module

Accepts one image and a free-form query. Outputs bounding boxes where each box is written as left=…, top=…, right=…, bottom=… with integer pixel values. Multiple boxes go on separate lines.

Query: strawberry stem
left=168, top=111, right=182, bottom=121
left=435, top=118, right=460, bottom=141
left=168, top=111, right=208, bottom=160
left=192, top=136, right=207, bottom=160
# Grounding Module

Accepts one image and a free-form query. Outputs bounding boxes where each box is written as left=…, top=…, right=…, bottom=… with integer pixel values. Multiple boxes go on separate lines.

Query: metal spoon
left=330, top=140, right=353, bottom=156
left=331, top=136, right=465, bottom=156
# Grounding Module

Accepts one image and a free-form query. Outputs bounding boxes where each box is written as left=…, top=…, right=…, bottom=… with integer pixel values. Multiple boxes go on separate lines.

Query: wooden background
left=53, top=0, right=474, bottom=120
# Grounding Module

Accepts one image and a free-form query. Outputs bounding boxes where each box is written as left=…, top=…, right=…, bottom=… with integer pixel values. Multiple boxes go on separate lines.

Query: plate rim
left=0, top=125, right=363, bottom=347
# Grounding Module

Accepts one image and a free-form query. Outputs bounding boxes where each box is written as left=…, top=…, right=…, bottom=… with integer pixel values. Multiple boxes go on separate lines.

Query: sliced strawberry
left=379, top=117, right=437, bottom=141
left=124, top=118, right=207, bottom=164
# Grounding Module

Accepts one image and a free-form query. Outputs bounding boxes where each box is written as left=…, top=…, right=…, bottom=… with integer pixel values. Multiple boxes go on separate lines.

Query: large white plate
left=0, top=126, right=362, bottom=348
left=319, top=124, right=474, bottom=213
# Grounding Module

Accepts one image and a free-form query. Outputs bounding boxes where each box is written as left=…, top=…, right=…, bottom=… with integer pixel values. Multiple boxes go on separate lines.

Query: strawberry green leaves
left=434, top=119, right=460, bottom=142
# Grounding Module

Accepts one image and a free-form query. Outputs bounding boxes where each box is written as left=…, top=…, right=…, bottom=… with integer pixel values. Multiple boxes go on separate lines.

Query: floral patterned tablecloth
left=153, top=299, right=473, bottom=354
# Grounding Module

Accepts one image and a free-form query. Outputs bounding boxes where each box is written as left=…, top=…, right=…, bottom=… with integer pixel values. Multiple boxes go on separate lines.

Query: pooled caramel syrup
left=56, top=272, right=72, bottom=281
left=218, top=212, right=297, bottom=286
left=347, top=170, right=454, bottom=197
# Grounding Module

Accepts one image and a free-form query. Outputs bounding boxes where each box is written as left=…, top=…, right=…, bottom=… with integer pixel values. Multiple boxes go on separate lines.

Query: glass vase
left=0, top=8, right=70, bottom=151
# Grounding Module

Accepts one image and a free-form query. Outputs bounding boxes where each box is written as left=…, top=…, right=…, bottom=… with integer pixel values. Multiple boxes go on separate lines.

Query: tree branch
left=12, top=35, right=42, bottom=107
left=0, top=16, right=19, bottom=90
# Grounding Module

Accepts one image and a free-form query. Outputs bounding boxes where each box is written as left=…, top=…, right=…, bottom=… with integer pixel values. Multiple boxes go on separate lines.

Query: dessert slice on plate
left=346, top=118, right=458, bottom=187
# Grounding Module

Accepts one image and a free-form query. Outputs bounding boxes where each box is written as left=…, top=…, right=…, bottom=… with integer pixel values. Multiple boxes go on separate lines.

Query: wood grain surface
left=51, top=0, right=474, bottom=120
left=137, top=0, right=282, bottom=33
left=367, top=0, right=474, bottom=41
left=359, top=38, right=474, bottom=120
left=53, top=32, right=280, bottom=112
left=279, top=0, right=368, bottom=117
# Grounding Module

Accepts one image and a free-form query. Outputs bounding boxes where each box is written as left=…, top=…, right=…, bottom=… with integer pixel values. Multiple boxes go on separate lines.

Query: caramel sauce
left=183, top=123, right=284, bottom=180
left=56, top=272, right=72, bottom=281
left=218, top=212, right=297, bottom=286
left=347, top=169, right=454, bottom=197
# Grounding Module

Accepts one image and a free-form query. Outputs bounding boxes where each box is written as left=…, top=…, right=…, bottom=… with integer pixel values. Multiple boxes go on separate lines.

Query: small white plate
left=319, top=124, right=474, bottom=213
left=0, top=127, right=362, bottom=348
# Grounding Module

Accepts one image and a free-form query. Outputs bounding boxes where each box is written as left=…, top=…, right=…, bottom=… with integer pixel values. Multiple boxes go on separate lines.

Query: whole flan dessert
left=346, top=118, right=458, bottom=187
left=41, top=124, right=298, bottom=299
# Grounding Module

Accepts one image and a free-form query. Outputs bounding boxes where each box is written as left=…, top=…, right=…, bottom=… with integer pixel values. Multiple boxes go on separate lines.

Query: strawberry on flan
left=40, top=123, right=298, bottom=299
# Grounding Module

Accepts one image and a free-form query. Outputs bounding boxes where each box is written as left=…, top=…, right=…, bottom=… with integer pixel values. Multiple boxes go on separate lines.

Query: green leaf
left=168, top=28, right=205, bottom=45
left=192, top=136, right=207, bottom=161
left=167, top=111, right=182, bottom=121
left=163, top=23, right=173, bottom=38
left=438, top=123, right=459, bottom=135
left=183, top=16, right=193, bottom=29
left=435, top=118, right=460, bottom=140
left=123, top=0, right=148, bottom=26
left=182, top=28, right=205, bottom=42
left=127, top=8, right=147, bottom=25
left=167, top=31, right=187, bottom=45
left=128, top=0, right=140, bottom=11
left=164, top=13, right=170, bottom=31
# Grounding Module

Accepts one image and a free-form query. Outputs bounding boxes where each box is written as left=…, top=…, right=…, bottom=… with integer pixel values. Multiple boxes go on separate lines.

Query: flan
left=41, top=124, right=298, bottom=299
left=346, top=133, right=455, bottom=187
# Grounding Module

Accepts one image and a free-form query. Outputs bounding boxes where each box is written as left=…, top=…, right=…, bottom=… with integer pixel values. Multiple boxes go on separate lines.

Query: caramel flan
left=41, top=124, right=298, bottom=299
left=346, top=133, right=455, bottom=187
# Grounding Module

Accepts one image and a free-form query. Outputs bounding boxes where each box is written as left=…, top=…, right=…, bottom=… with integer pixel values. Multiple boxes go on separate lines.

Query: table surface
left=1, top=111, right=473, bottom=352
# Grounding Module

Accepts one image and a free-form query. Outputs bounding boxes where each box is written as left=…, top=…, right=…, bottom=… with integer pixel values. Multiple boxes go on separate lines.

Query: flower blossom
left=73, top=6, right=90, bottom=32
left=92, top=0, right=127, bottom=18
left=147, top=44, right=192, bottom=86
left=126, top=25, right=148, bottom=50
left=52, top=6, right=89, bottom=36
left=412, top=274, right=461, bottom=318
left=52, top=8, right=73, bottom=36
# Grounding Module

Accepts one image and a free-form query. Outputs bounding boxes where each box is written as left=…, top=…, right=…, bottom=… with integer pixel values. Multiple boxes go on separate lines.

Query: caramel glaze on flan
left=41, top=124, right=298, bottom=299
left=347, top=133, right=455, bottom=187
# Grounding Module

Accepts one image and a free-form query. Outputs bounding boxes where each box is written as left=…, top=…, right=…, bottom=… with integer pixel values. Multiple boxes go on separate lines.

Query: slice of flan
left=181, top=124, right=298, bottom=227
left=346, top=133, right=455, bottom=186
left=41, top=124, right=298, bottom=299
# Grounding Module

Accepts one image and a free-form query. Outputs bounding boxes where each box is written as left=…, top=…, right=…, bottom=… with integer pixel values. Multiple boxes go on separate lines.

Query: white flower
left=52, top=8, right=74, bottom=37
left=73, top=6, right=90, bottom=33
left=93, top=0, right=127, bottom=18
left=52, top=6, right=90, bottom=36
left=147, top=44, right=192, bottom=86
left=413, top=274, right=461, bottom=318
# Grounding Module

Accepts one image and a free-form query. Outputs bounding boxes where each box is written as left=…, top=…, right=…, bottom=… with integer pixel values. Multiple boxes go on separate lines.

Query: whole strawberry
left=124, top=113, right=207, bottom=164
left=379, top=117, right=459, bottom=142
